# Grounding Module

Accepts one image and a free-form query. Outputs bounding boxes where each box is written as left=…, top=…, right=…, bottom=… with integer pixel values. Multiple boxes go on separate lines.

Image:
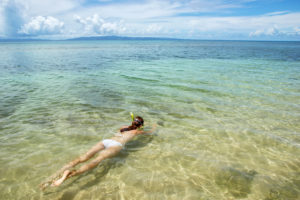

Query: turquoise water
left=0, top=40, right=299, bottom=199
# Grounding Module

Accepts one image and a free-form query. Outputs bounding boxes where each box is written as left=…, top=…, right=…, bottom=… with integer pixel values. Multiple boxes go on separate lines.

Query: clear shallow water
left=0, top=40, right=300, bottom=200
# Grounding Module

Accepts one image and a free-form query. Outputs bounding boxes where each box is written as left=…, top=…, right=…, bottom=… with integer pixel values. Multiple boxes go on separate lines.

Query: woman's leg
left=60, top=141, right=105, bottom=170
left=52, top=146, right=122, bottom=186
left=41, top=141, right=105, bottom=189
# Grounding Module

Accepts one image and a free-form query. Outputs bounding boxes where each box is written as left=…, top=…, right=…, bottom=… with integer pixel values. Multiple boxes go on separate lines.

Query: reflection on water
left=0, top=40, right=299, bottom=199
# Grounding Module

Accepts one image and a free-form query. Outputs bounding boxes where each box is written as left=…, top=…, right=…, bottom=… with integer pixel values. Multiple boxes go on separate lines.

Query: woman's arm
left=137, top=124, right=157, bottom=135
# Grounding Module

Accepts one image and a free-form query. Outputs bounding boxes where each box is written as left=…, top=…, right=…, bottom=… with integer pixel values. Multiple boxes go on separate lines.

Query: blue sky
left=0, top=0, right=300, bottom=40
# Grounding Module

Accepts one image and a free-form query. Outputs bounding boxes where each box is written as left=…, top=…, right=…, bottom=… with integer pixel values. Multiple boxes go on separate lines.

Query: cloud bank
left=249, top=26, right=300, bottom=38
left=19, top=16, right=64, bottom=35
left=0, top=0, right=300, bottom=40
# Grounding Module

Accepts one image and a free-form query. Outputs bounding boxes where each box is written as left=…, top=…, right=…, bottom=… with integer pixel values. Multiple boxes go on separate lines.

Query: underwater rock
left=157, top=121, right=164, bottom=126
left=215, top=167, right=257, bottom=198
left=263, top=184, right=298, bottom=200
left=251, top=172, right=299, bottom=200
left=264, top=174, right=299, bottom=200
left=60, top=190, right=78, bottom=200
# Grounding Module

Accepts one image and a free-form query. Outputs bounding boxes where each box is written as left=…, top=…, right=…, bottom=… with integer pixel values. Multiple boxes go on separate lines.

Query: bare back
left=111, top=129, right=142, bottom=145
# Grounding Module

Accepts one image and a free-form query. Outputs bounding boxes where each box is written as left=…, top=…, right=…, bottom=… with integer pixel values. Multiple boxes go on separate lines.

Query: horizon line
left=0, top=35, right=300, bottom=42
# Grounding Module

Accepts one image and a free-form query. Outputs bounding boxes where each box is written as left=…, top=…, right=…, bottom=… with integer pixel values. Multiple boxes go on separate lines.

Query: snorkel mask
left=130, top=112, right=144, bottom=129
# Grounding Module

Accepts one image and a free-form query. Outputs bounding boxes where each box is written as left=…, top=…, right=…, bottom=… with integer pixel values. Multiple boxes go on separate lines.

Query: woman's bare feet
left=51, top=170, right=71, bottom=187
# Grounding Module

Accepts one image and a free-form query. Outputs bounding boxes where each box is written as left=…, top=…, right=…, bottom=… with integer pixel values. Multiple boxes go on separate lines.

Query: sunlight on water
left=0, top=40, right=299, bottom=199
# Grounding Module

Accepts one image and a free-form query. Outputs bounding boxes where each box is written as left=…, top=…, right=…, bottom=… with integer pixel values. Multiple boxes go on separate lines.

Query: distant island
left=0, top=36, right=182, bottom=42
left=1, top=36, right=298, bottom=42
left=68, top=36, right=181, bottom=41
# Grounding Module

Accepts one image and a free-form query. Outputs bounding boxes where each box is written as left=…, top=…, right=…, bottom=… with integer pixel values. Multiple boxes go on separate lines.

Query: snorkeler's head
left=120, top=116, right=144, bottom=133
left=132, top=116, right=144, bottom=127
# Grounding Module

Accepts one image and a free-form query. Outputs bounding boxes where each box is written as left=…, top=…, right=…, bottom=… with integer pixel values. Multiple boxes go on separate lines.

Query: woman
left=41, top=116, right=156, bottom=189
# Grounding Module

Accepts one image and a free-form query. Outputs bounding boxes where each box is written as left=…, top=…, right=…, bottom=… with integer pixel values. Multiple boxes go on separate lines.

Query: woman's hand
left=140, top=124, right=157, bottom=134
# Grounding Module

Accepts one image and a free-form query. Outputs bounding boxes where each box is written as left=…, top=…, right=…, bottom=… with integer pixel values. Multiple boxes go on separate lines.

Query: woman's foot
left=51, top=170, right=71, bottom=187
left=40, top=181, right=51, bottom=190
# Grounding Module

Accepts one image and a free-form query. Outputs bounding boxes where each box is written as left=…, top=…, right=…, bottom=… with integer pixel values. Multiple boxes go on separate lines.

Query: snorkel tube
left=130, top=112, right=134, bottom=121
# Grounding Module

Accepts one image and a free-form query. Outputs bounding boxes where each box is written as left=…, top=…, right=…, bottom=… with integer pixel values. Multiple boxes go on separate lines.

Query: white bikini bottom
left=102, top=139, right=123, bottom=149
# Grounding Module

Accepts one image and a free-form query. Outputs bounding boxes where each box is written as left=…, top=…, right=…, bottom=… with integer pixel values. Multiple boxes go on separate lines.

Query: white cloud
left=178, top=12, right=300, bottom=39
left=186, top=12, right=300, bottom=32
left=249, top=29, right=264, bottom=37
left=19, top=16, right=64, bottom=35
left=146, top=24, right=163, bottom=34
left=74, top=14, right=126, bottom=35
left=266, top=26, right=280, bottom=36
left=175, top=0, right=249, bottom=13
left=264, top=11, right=290, bottom=16
left=249, top=25, right=300, bottom=38
left=21, top=0, right=78, bottom=16
left=1, top=0, right=300, bottom=39
left=294, top=27, right=300, bottom=34
left=249, top=26, right=280, bottom=37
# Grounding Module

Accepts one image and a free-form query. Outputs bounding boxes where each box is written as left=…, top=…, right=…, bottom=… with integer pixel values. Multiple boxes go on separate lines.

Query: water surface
left=0, top=40, right=299, bottom=199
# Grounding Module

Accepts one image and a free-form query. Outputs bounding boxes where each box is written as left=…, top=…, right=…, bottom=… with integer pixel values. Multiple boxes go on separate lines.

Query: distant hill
left=67, top=36, right=182, bottom=41
left=0, top=36, right=183, bottom=42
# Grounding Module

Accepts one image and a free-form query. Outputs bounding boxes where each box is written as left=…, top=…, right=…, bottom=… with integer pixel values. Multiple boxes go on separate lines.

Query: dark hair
left=120, top=116, right=144, bottom=132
